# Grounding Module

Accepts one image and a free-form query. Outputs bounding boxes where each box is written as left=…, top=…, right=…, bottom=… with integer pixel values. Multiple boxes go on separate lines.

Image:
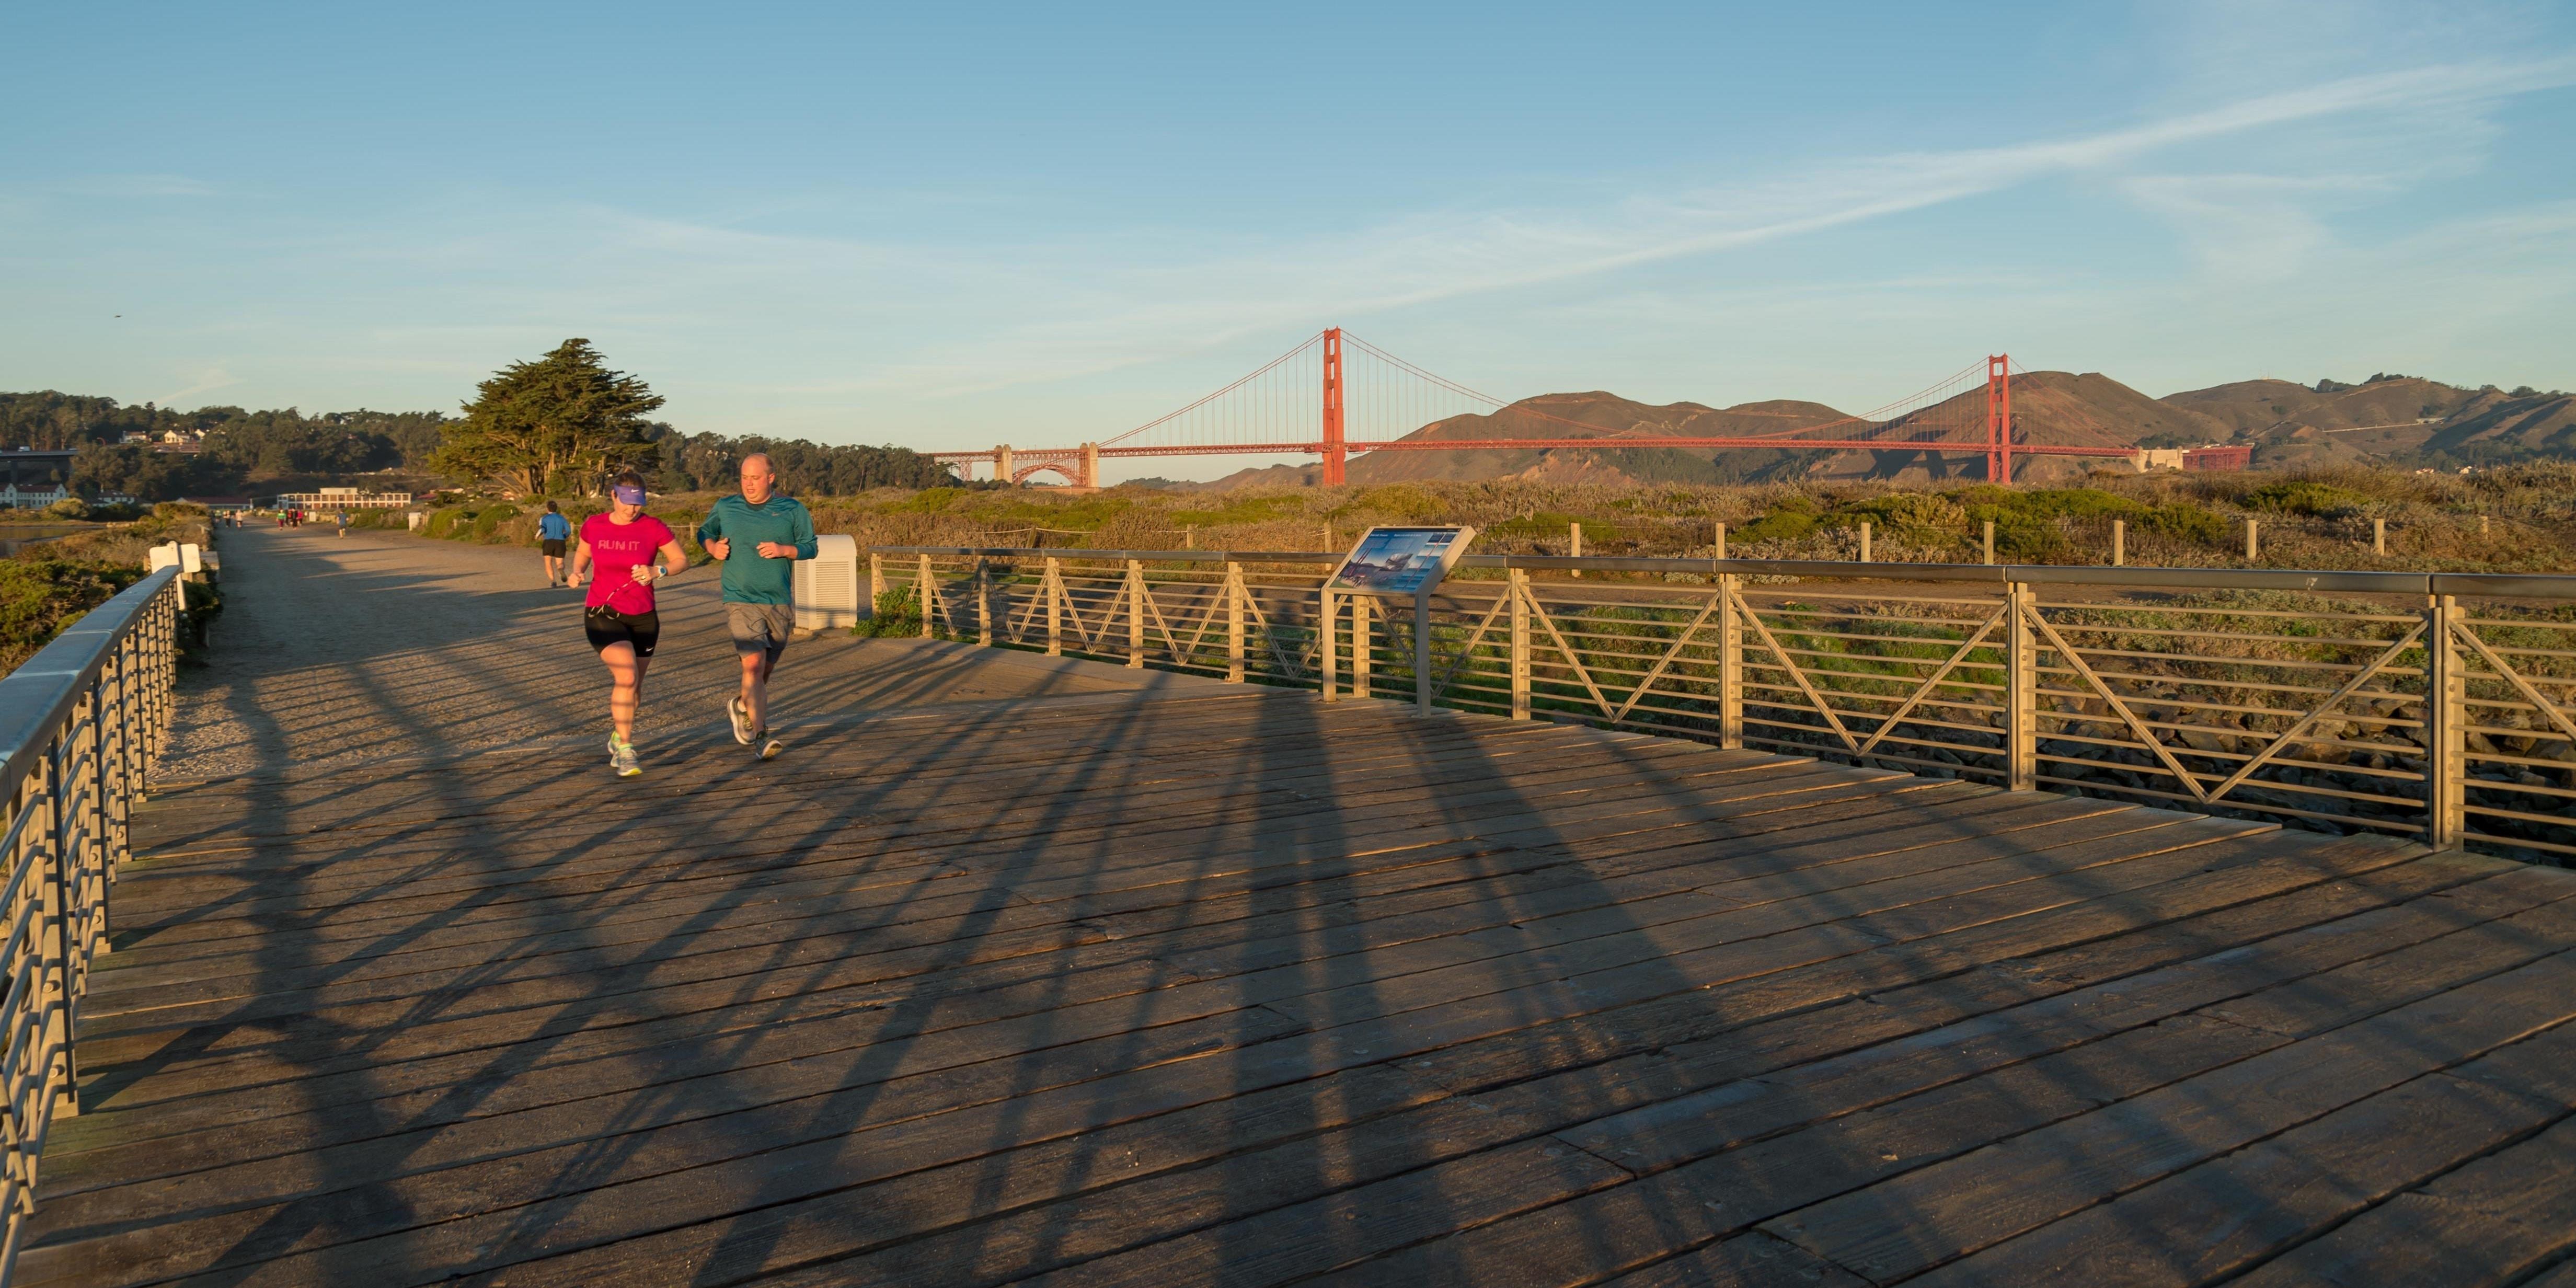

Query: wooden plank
left=2225, top=1112, right=2576, bottom=1287
left=1901, top=1023, right=2576, bottom=1286
left=37, top=829, right=2440, bottom=1283
left=1759, top=952, right=2576, bottom=1282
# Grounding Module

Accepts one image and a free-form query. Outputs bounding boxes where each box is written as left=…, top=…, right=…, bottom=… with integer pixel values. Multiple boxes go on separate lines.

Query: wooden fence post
left=869, top=552, right=884, bottom=603
left=1125, top=560, right=1145, bottom=669
left=1509, top=569, right=1531, bottom=721
left=1413, top=586, right=1434, bottom=713
left=2111, top=519, right=2125, bottom=567
left=2374, top=518, right=2387, bottom=556
left=1570, top=522, right=1583, bottom=578
left=917, top=554, right=934, bottom=639
left=1717, top=573, right=1743, bottom=749
left=1712, top=522, right=1726, bottom=561
left=1320, top=585, right=1338, bottom=702
left=2006, top=581, right=2036, bottom=790
left=1044, top=557, right=1062, bottom=656
left=1982, top=521, right=1996, bottom=566
left=1225, top=562, right=1245, bottom=683
left=2245, top=518, right=2259, bottom=562
left=1351, top=593, right=1372, bottom=699
left=975, top=560, right=992, bottom=648
left=2425, top=594, right=2466, bottom=850
left=1858, top=521, right=1871, bottom=562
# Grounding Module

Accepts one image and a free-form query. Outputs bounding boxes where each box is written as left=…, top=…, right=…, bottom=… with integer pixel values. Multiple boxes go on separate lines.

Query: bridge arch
left=1011, top=461, right=1083, bottom=486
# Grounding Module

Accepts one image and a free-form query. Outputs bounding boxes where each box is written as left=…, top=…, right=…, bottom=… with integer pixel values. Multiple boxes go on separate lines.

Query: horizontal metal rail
left=873, top=548, right=2576, bottom=867
left=0, top=569, right=180, bottom=1283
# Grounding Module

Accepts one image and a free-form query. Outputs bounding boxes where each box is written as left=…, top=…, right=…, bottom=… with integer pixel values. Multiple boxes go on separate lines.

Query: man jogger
left=696, top=453, right=815, bottom=761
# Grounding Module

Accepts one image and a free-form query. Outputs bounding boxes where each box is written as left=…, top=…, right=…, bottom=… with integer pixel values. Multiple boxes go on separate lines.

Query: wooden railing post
left=869, top=552, right=884, bottom=603
left=1125, top=560, right=1145, bottom=669
left=2425, top=594, right=2466, bottom=849
left=1044, top=557, right=1063, bottom=656
left=1509, top=570, right=1531, bottom=721
left=1717, top=573, right=1742, bottom=748
left=1225, top=562, right=1245, bottom=683
left=2112, top=519, right=2125, bottom=567
left=1413, top=586, right=1434, bottom=713
left=975, top=560, right=992, bottom=648
left=1320, top=585, right=1338, bottom=702
left=2006, top=581, right=2037, bottom=790
left=1351, top=593, right=1372, bottom=699
left=917, top=554, right=934, bottom=639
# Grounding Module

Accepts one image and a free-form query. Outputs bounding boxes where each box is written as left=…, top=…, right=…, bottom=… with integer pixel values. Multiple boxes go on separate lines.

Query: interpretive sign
left=1327, top=525, right=1477, bottom=596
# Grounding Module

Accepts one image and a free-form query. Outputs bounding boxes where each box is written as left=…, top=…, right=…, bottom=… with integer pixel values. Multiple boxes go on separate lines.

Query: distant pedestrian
left=537, top=501, right=572, bottom=586
left=336, top=510, right=348, bottom=538
left=696, top=453, right=815, bottom=761
left=569, top=470, right=687, bottom=778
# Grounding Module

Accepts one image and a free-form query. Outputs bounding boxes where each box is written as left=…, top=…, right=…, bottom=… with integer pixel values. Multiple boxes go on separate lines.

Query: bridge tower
left=1985, top=355, right=2013, bottom=483
left=995, top=444, right=1013, bottom=486
left=1321, top=327, right=1347, bottom=486
left=1080, top=442, right=1100, bottom=489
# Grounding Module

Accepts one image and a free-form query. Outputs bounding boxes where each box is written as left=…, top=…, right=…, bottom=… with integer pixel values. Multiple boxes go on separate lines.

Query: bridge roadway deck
left=25, top=613, right=2576, bottom=1283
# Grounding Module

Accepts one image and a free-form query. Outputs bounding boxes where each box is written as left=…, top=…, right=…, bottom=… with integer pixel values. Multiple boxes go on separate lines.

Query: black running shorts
left=584, top=607, right=660, bottom=659
left=541, top=538, right=567, bottom=557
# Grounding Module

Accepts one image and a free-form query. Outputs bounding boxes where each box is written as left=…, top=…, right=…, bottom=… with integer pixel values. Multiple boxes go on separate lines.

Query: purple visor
left=611, top=484, right=647, bottom=505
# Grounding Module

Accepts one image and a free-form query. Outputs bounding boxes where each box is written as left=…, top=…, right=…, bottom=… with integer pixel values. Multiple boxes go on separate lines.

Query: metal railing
left=0, top=569, right=179, bottom=1272
left=873, top=547, right=2576, bottom=865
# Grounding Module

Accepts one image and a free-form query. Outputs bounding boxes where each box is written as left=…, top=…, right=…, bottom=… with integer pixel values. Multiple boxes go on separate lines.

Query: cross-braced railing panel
left=873, top=546, right=2576, bottom=867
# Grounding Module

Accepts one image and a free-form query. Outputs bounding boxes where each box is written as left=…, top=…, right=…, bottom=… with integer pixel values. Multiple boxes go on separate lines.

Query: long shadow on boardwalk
left=21, top=662, right=2576, bottom=1287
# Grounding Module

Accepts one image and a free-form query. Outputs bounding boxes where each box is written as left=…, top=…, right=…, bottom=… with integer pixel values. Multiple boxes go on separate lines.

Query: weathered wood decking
left=27, top=681, right=2576, bottom=1286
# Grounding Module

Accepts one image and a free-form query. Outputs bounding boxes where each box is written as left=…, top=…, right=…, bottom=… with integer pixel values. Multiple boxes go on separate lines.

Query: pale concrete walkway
left=163, top=525, right=1172, bottom=779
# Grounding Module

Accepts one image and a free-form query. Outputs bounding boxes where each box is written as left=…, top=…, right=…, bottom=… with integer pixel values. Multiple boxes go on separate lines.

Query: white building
left=272, top=486, right=413, bottom=510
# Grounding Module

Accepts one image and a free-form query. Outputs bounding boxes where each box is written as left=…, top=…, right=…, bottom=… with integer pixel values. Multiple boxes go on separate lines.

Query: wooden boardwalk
left=26, top=680, right=2576, bottom=1287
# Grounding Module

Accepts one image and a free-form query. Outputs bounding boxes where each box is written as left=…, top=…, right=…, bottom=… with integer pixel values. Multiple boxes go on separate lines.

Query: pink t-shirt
left=581, top=513, right=676, bottom=615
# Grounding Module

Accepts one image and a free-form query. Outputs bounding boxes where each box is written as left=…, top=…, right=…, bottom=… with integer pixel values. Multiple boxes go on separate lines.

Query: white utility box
left=792, top=534, right=863, bottom=631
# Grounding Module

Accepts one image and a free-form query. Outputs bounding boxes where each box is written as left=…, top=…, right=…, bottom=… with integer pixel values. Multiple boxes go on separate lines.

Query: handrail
left=0, top=568, right=181, bottom=1278
left=867, top=546, right=2576, bottom=599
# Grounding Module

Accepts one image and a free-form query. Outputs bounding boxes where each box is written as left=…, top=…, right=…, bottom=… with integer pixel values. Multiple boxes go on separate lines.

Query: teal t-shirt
left=696, top=494, right=818, bottom=604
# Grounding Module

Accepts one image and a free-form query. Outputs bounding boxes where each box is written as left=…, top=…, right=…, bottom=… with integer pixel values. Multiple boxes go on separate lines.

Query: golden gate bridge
left=929, top=328, right=2148, bottom=487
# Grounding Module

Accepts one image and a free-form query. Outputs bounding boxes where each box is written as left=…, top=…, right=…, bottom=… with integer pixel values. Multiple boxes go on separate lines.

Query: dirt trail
left=164, top=525, right=1158, bottom=779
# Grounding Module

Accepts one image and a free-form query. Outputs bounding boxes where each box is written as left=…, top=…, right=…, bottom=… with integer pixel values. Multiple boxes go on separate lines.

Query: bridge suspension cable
left=929, top=329, right=2138, bottom=486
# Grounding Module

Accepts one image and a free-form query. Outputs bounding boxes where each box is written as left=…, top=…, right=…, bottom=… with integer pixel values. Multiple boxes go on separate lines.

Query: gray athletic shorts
left=727, top=602, right=795, bottom=661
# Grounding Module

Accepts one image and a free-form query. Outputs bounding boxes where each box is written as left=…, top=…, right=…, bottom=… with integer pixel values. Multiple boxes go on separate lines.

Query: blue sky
left=6, top=1, right=2574, bottom=480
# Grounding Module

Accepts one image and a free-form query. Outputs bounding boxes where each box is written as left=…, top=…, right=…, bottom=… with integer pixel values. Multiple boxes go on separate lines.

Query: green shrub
left=2140, top=501, right=2229, bottom=545
left=44, top=498, right=89, bottom=521
left=2242, top=480, right=2367, bottom=516
left=1734, top=508, right=1815, bottom=544
left=469, top=504, right=521, bottom=541
left=424, top=507, right=471, bottom=539
left=859, top=586, right=923, bottom=637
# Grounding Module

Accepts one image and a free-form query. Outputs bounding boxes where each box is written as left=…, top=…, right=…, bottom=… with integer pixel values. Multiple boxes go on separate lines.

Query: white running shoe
left=727, top=696, right=754, bottom=745
left=608, top=733, right=641, bottom=777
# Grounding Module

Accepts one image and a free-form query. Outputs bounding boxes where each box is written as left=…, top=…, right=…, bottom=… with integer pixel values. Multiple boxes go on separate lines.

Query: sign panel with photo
left=1328, top=526, right=1478, bottom=596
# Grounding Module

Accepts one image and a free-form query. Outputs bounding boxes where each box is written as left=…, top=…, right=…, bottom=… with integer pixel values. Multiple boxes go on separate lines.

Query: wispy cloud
left=158, top=366, right=239, bottom=404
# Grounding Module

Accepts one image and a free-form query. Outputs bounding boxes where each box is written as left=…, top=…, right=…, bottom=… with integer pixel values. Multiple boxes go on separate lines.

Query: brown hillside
left=2422, top=393, right=2576, bottom=457
left=1800, top=371, right=2225, bottom=485
left=2164, top=376, right=2478, bottom=436
left=1338, top=392, right=1853, bottom=487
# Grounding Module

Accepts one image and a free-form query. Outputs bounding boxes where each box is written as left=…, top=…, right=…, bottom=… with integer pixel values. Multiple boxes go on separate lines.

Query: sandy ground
left=163, top=525, right=1168, bottom=779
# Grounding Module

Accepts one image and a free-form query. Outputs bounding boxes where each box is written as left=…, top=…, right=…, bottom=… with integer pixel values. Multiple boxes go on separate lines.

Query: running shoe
left=758, top=735, right=784, bottom=762
left=727, top=696, right=754, bottom=745
left=608, top=733, right=642, bottom=777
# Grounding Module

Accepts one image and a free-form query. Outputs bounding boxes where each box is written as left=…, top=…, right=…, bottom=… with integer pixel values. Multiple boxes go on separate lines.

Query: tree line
left=4, top=338, right=955, bottom=501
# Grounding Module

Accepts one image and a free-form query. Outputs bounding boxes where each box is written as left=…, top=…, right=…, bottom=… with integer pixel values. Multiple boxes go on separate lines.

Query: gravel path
left=164, top=525, right=1160, bottom=779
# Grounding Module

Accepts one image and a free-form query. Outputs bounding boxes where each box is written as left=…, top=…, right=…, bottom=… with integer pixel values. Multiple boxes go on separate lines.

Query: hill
left=2159, top=374, right=2574, bottom=469
left=1198, top=371, right=2214, bottom=489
